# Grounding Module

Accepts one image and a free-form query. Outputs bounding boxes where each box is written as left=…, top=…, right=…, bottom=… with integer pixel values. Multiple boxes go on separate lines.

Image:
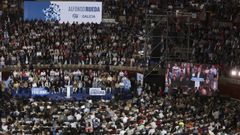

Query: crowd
left=171, top=0, right=239, bottom=67
left=0, top=91, right=240, bottom=134
left=190, top=17, right=240, bottom=67
left=0, top=20, right=147, bottom=67
left=0, top=0, right=239, bottom=135
left=2, top=69, right=138, bottom=96
left=0, top=0, right=239, bottom=69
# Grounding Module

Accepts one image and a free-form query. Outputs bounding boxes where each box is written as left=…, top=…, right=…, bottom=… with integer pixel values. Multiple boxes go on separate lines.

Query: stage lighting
left=238, top=71, right=240, bottom=76
left=231, top=70, right=237, bottom=76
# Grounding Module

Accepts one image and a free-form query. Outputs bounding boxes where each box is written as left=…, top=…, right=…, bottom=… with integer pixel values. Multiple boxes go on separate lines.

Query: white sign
left=89, top=88, right=106, bottom=96
left=102, top=18, right=116, bottom=24
left=50, top=1, right=102, bottom=24
left=65, top=85, right=72, bottom=98
left=31, top=88, right=49, bottom=95
left=137, top=73, right=144, bottom=85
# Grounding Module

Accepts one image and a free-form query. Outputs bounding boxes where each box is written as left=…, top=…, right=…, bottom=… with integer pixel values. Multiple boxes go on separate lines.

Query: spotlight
left=231, top=70, right=237, bottom=76
left=238, top=72, right=240, bottom=76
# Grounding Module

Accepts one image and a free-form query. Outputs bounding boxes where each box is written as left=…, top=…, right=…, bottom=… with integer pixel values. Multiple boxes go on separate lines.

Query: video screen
left=165, top=63, right=219, bottom=96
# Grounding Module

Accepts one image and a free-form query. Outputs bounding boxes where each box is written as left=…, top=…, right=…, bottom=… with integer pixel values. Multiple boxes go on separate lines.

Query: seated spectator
left=0, top=91, right=240, bottom=134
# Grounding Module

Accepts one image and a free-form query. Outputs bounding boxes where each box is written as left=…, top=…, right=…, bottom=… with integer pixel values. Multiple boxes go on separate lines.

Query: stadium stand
left=0, top=0, right=240, bottom=134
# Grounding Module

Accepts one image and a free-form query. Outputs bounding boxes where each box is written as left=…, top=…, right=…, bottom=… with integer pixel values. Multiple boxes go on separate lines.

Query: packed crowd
left=0, top=91, right=240, bottom=134
left=190, top=17, right=240, bottom=67
left=3, top=69, right=137, bottom=95
left=0, top=0, right=238, bottom=69
left=0, top=0, right=154, bottom=68
left=0, top=20, right=147, bottom=67
left=171, top=0, right=240, bottom=67
left=0, top=0, right=240, bottom=134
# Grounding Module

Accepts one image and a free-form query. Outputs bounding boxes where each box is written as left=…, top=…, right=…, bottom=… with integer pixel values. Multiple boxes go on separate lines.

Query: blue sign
left=24, top=1, right=51, bottom=21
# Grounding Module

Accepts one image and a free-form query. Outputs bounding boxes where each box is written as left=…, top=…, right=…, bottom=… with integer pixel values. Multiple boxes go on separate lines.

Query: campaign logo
left=42, top=3, right=61, bottom=21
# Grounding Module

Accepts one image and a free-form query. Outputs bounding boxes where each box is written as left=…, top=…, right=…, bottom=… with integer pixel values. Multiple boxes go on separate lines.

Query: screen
left=165, top=63, right=219, bottom=96
left=24, top=1, right=102, bottom=24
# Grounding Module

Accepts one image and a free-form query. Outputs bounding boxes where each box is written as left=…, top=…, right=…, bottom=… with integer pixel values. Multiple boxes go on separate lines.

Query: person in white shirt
left=0, top=56, right=5, bottom=66
left=212, top=110, right=220, bottom=120
left=210, top=65, right=217, bottom=76
left=119, top=71, right=124, bottom=79
left=121, top=114, right=128, bottom=124
left=40, top=70, right=46, bottom=77
left=50, top=69, right=55, bottom=76
left=32, top=81, right=37, bottom=87
left=75, top=113, right=82, bottom=121
left=54, top=69, right=60, bottom=76
left=159, top=111, right=164, bottom=119
left=161, top=129, right=167, bottom=135
left=172, top=64, right=180, bottom=76
left=130, top=58, right=135, bottom=67
left=1, top=123, right=8, bottom=131
left=70, top=122, right=77, bottom=129
left=119, top=129, right=126, bottom=135
left=64, top=74, right=70, bottom=85
left=67, top=115, right=74, bottom=122
left=148, top=128, right=155, bottom=135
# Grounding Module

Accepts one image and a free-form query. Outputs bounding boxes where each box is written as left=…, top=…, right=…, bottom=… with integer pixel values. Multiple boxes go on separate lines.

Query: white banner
left=49, top=1, right=102, bottom=24
left=31, top=87, right=49, bottom=96
left=89, top=88, right=106, bottom=96
left=137, top=73, right=144, bottom=85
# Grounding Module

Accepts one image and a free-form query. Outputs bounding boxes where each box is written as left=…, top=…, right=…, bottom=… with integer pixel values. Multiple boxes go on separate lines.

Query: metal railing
left=0, top=64, right=145, bottom=72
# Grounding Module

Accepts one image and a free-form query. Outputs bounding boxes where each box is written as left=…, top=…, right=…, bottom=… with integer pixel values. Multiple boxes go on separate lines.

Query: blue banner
left=24, top=1, right=51, bottom=21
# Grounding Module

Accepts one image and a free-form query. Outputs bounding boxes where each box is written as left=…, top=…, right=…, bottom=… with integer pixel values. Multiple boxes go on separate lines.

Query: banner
left=31, top=87, right=49, bottom=96
left=137, top=73, right=144, bottom=85
left=89, top=88, right=106, bottom=96
left=24, top=1, right=102, bottom=24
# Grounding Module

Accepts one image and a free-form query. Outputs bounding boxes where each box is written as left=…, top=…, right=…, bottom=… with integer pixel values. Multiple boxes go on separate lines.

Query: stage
left=10, top=87, right=133, bottom=101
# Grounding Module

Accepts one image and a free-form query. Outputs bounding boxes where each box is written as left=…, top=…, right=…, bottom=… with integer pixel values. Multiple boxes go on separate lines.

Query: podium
left=191, top=77, right=204, bottom=89
left=65, top=85, right=72, bottom=98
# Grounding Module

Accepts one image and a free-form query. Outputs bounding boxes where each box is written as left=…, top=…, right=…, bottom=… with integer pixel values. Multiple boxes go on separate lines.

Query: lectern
left=65, top=85, right=72, bottom=98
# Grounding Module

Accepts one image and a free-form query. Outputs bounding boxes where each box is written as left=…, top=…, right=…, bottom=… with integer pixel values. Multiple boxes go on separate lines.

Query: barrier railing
left=1, top=64, right=145, bottom=72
